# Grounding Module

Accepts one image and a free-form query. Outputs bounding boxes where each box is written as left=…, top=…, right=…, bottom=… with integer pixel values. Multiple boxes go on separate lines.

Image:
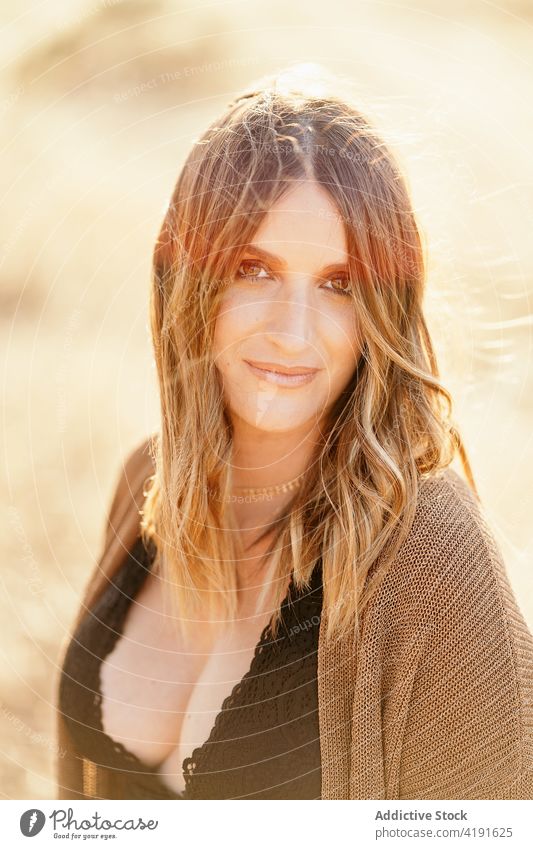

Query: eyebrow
left=241, top=243, right=349, bottom=276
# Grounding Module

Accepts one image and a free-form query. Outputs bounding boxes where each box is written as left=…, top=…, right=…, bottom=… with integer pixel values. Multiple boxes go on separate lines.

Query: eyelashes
left=235, top=259, right=353, bottom=298
left=236, top=260, right=270, bottom=280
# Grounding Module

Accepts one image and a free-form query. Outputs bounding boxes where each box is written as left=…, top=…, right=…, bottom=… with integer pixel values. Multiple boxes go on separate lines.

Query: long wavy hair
left=140, top=64, right=477, bottom=644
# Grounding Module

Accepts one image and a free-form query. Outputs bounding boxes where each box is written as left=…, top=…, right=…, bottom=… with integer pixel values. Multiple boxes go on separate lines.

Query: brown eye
left=236, top=260, right=271, bottom=280
left=324, top=275, right=352, bottom=297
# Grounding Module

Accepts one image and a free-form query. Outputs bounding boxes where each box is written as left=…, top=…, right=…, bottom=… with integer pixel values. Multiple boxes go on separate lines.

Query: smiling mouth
left=244, top=360, right=319, bottom=387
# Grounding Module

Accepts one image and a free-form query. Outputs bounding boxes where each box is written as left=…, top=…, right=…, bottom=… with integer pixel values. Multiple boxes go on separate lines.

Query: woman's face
left=212, top=179, right=362, bottom=434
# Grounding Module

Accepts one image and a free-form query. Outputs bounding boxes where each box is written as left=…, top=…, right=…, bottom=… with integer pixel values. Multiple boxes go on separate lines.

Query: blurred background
left=1, top=0, right=532, bottom=799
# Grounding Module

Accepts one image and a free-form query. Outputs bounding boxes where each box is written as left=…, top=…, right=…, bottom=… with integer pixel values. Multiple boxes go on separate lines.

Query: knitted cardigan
left=54, top=436, right=533, bottom=800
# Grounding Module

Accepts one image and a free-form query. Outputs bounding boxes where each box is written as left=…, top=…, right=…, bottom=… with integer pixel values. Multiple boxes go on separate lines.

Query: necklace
left=233, top=470, right=306, bottom=497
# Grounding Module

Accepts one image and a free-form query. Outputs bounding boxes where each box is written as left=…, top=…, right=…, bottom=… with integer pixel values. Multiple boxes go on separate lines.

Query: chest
left=99, top=564, right=291, bottom=795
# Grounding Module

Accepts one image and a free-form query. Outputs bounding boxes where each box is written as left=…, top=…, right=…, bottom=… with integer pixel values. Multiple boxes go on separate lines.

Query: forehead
left=248, top=180, right=348, bottom=270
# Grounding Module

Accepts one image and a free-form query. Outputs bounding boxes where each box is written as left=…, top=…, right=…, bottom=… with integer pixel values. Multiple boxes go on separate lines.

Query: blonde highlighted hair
left=140, top=64, right=477, bottom=643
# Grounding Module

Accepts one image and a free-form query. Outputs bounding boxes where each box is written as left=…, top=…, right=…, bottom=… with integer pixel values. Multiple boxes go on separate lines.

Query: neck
left=229, top=413, right=326, bottom=491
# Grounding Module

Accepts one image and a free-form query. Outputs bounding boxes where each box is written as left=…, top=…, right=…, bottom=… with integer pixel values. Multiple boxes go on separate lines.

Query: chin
left=232, top=401, right=324, bottom=433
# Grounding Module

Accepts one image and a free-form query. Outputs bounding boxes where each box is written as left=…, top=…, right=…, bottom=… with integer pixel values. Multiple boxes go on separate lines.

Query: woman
left=55, top=66, right=533, bottom=800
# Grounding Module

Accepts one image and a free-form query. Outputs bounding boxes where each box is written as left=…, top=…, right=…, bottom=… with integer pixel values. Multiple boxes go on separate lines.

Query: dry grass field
left=1, top=0, right=532, bottom=799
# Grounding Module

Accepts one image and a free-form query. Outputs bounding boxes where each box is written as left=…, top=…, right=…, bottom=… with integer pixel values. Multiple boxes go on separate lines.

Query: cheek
left=212, top=311, right=230, bottom=361
left=322, top=310, right=360, bottom=375
left=212, top=302, right=251, bottom=373
left=213, top=293, right=238, bottom=354
left=213, top=294, right=261, bottom=356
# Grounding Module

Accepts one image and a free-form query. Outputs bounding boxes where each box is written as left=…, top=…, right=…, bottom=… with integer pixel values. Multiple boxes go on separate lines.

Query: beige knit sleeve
left=398, top=487, right=533, bottom=800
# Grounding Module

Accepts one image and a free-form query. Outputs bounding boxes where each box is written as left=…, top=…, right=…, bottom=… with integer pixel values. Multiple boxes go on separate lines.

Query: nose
left=262, top=277, right=317, bottom=352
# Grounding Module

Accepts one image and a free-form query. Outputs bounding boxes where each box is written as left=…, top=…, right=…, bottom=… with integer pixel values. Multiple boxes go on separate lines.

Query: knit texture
left=54, top=435, right=533, bottom=799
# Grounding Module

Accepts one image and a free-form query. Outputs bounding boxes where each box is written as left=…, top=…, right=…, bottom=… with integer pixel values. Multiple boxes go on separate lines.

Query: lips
left=244, top=360, right=319, bottom=376
left=244, top=360, right=319, bottom=388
